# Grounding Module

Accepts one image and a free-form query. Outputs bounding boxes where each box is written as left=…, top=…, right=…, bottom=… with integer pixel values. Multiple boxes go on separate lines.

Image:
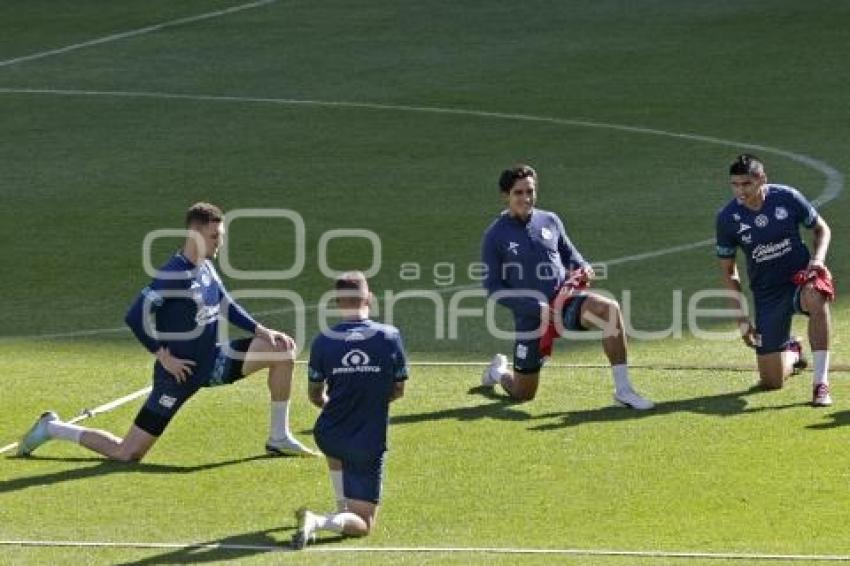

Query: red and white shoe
left=812, top=383, right=833, bottom=407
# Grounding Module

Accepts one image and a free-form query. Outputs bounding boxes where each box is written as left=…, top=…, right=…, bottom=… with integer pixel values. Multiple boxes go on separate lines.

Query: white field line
left=0, top=88, right=841, bottom=342
left=2, top=540, right=850, bottom=561
left=0, top=87, right=842, bottom=203
left=0, top=0, right=278, bottom=69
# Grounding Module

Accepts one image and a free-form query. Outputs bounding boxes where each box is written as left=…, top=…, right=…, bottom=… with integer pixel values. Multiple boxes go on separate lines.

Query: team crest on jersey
left=344, top=330, right=366, bottom=342
left=508, top=242, right=520, bottom=255
left=201, top=272, right=212, bottom=287
left=755, top=214, right=769, bottom=228
left=541, top=227, right=553, bottom=240
left=733, top=213, right=741, bottom=221
left=774, top=206, right=788, bottom=220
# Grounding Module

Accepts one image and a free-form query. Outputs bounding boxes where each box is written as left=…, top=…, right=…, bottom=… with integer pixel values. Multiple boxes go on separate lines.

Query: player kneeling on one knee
left=292, top=271, right=408, bottom=549
left=716, top=154, right=834, bottom=406
left=479, top=164, right=653, bottom=410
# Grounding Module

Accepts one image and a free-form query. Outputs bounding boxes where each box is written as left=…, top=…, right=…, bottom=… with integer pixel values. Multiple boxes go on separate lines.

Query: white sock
left=612, top=364, right=633, bottom=393
left=314, top=512, right=357, bottom=533
left=46, top=421, right=85, bottom=443
left=270, top=401, right=290, bottom=439
left=329, top=470, right=346, bottom=511
left=813, top=351, right=830, bottom=386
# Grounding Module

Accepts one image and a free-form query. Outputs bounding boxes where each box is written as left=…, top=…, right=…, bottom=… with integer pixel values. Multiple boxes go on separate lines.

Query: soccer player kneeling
left=716, top=154, right=835, bottom=405
left=291, top=271, right=408, bottom=549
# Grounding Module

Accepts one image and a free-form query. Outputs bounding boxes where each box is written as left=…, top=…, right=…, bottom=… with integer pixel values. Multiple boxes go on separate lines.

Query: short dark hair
left=335, top=271, right=369, bottom=304
left=729, top=154, right=765, bottom=176
left=498, top=164, right=537, bottom=192
left=185, top=202, right=223, bottom=226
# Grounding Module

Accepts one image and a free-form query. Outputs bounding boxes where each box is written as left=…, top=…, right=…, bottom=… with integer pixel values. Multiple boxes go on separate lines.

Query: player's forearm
left=811, top=222, right=831, bottom=263
left=124, top=295, right=162, bottom=354
left=719, top=264, right=748, bottom=324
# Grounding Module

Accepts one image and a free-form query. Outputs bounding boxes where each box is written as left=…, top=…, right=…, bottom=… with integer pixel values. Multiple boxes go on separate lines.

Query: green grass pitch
left=1, top=1, right=849, bottom=564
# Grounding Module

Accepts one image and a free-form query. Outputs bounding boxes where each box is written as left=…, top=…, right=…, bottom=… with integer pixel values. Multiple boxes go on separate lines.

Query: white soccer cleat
left=812, top=383, right=833, bottom=407
left=481, top=354, right=508, bottom=387
left=613, top=388, right=655, bottom=411
left=291, top=507, right=318, bottom=550
left=265, top=436, right=319, bottom=457
left=16, top=411, right=59, bottom=456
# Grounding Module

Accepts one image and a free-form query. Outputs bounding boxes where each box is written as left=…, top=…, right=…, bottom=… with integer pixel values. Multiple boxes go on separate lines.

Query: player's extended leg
left=800, top=283, right=832, bottom=405
left=579, top=293, right=654, bottom=410
left=292, top=457, right=378, bottom=550
left=17, top=413, right=157, bottom=462
left=239, top=336, right=316, bottom=456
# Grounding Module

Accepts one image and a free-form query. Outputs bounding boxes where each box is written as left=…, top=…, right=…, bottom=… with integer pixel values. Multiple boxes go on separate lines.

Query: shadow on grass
left=807, top=410, right=850, bottom=430
left=113, top=526, right=300, bottom=565
left=529, top=386, right=811, bottom=431
left=0, top=454, right=270, bottom=495
left=113, top=528, right=348, bottom=564
left=390, top=385, right=533, bottom=425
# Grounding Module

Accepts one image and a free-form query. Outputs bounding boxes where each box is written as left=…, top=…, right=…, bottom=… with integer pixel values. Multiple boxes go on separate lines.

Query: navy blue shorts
left=513, top=293, right=589, bottom=374
left=315, top=434, right=386, bottom=504
left=134, top=338, right=253, bottom=436
left=753, top=284, right=806, bottom=355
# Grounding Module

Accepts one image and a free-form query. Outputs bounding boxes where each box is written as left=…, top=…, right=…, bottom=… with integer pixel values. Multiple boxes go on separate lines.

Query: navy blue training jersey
left=124, top=252, right=257, bottom=385
left=482, top=208, right=588, bottom=318
left=308, top=319, right=408, bottom=457
left=716, top=184, right=818, bottom=293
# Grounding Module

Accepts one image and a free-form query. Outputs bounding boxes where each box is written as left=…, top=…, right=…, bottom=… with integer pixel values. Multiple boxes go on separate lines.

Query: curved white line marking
left=0, top=87, right=842, bottom=342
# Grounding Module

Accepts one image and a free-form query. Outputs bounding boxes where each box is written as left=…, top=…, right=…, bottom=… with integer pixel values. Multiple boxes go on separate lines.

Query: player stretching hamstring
left=18, top=202, right=314, bottom=459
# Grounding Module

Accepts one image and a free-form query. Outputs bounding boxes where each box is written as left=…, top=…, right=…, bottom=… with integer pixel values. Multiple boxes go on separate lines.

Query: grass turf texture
left=1, top=0, right=849, bottom=563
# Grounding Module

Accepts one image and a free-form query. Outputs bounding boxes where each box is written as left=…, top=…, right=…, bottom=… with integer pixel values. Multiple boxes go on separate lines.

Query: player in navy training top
left=716, top=155, right=834, bottom=406
left=17, top=203, right=315, bottom=460
left=292, top=271, right=407, bottom=549
left=479, top=164, right=653, bottom=410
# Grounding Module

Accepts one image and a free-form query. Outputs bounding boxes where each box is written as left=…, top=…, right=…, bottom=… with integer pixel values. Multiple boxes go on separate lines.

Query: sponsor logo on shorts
left=755, top=214, right=769, bottom=228
left=774, top=206, right=788, bottom=220
left=333, top=349, right=381, bottom=375
left=752, top=238, right=791, bottom=263
left=516, top=344, right=528, bottom=360
left=158, top=394, right=177, bottom=408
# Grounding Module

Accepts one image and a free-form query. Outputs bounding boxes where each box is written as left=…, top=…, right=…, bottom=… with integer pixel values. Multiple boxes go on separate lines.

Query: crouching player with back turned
left=18, top=202, right=315, bottom=459
left=716, top=155, right=835, bottom=405
left=292, top=271, right=408, bottom=549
